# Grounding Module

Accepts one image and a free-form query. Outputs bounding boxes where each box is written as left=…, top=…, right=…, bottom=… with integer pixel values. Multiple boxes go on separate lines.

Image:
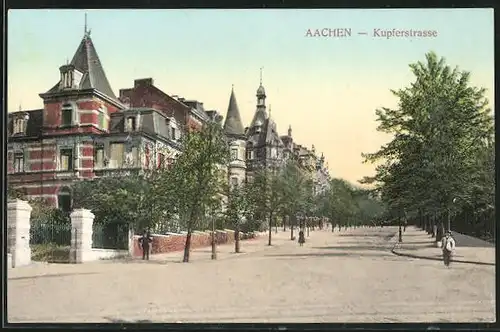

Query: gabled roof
left=44, top=33, right=117, bottom=100
left=223, top=88, right=245, bottom=138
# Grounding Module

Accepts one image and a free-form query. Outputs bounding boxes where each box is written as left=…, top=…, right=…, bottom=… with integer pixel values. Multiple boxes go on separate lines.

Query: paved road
left=7, top=227, right=495, bottom=323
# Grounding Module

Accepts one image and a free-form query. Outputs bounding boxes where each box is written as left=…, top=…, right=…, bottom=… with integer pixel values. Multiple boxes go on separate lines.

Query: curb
left=390, top=242, right=495, bottom=267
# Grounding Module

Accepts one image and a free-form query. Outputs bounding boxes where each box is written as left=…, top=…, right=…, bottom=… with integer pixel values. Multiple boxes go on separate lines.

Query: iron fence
left=92, top=223, right=129, bottom=250
left=30, top=223, right=72, bottom=246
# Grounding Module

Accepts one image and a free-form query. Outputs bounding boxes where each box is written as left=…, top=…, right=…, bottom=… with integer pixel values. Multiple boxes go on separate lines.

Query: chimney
left=134, top=78, right=154, bottom=87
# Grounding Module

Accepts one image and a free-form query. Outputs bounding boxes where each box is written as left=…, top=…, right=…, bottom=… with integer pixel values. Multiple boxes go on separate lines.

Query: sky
left=7, top=9, right=494, bottom=185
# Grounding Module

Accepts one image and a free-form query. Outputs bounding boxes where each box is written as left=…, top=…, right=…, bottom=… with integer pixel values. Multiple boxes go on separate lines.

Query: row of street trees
left=7, top=111, right=387, bottom=262
left=361, top=51, right=495, bottom=243
left=66, top=116, right=386, bottom=262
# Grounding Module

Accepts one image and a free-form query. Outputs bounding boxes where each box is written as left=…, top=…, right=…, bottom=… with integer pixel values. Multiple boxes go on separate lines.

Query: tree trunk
left=283, top=215, right=287, bottom=231
left=290, top=215, right=295, bottom=240
left=183, top=230, right=192, bottom=263
left=331, top=222, right=335, bottom=232
left=268, top=212, right=272, bottom=246
left=398, top=223, right=403, bottom=243
left=234, top=228, right=240, bottom=253
left=275, top=216, right=278, bottom=234
left=436, top=221, right=444, bottom=243
left=211, top=230, right=217, bottom=260
left=431, top=218, right=436, bottom=238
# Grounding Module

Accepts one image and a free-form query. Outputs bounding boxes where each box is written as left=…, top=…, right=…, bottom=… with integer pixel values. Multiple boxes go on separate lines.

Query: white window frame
left=94, top=145, right=105, bottom=169
left=231, top=148, right=238, bottom=161
left=61, top=102, right=79, bottom=127
left=126, top=116, right=136, bottom=132
left=13, top=151, right=24, bottom=173
left=110, top=142, right=125, bottom=168
left=58, top=147, right=74, bottom=171
left=98, top=106, right=108, bottom=131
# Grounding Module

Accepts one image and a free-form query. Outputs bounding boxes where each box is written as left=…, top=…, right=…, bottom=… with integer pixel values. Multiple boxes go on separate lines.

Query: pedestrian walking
left=139, top=230, right=153, bottom=260
left=441, top=231, right=456, bottom=267
left=298, top=229, right=305, bottom=246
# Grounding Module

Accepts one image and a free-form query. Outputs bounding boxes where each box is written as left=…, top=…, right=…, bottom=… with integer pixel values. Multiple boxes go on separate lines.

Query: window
left=12, top=118, right=27, bottom=135
left=130, top=147, right=139, bottom=167
left=126, top=117, right=136, bottom=131
left=13, top=153, right=24, bottom=173
left=145, top=145, right=151, bottom=168
left=158, top=152, right=165, bottom=168
left=231, top=149, right=238, bottom=161
left=61, top=104, right=73, bottom=126
left=94, top=146, right=104, bottom=168
left=110, top=143, right=124, bottom=168
left=271, top=147, right=277, bottom=159
left=171, top=127, right=176, bottom=140
left=59, top=149, right=73, bottom=171
left=246, top=149, right=254, bottom=160
left=58, top=187, right=72, bottom=212
left=98, top=111, right=105, bottom=129
left=230, top=177, right=238, bottom=187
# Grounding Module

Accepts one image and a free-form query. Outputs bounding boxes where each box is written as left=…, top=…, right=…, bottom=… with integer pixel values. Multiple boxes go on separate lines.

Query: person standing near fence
left=139, top=230, right=153, bottom=260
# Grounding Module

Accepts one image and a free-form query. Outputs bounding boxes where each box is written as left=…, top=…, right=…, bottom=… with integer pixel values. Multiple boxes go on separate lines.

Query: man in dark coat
left=139, top=230, right=153, bottom=260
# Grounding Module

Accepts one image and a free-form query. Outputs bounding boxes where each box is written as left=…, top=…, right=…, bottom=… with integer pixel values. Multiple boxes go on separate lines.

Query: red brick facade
left=119, top=78, right=203, bottom=132
left=131, top=230, right=259, bottom=257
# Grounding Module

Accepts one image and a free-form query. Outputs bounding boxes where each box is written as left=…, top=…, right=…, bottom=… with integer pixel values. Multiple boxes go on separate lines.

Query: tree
left=224, top=182, right=248, bottom=253
left=279, top=160, right=311, bottom=240
left=157, top=121, right=229, bottom=263
left=361, top=52, right=494, bottom=242
left=246, top=168, right=284, bottom=245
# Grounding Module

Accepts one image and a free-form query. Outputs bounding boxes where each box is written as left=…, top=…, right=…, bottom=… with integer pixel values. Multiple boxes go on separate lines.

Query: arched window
left=57, top=186, right=72, bottom=212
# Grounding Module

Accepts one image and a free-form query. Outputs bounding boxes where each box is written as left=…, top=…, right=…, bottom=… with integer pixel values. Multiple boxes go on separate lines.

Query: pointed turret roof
left=223, top=87, right=245, bottom=138
left=44, top=33, right=117, bottom=100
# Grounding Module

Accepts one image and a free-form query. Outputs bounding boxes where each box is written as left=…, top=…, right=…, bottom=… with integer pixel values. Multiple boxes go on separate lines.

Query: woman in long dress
left=298, top=230, right=305, bottom=246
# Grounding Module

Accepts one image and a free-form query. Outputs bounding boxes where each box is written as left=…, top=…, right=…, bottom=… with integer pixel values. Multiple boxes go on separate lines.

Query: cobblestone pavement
left=392, top=227, right=495, bottom=265
left=8, top=226, right=495, bottom=323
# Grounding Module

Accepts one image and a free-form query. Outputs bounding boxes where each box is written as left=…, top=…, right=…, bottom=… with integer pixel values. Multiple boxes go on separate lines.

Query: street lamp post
left=448, top=197, right=458, bottom=233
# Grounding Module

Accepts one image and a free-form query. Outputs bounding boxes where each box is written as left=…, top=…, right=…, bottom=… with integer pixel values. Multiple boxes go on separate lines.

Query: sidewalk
left=127, top=229, right=295, bottom=264
left=391, top=226, right=495, bottom=266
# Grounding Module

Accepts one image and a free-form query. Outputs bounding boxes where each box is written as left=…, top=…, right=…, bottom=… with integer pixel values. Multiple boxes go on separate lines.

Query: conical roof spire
left=42, top=24, right=117, bottom=101
left=223, top=86, right=245, bottom=138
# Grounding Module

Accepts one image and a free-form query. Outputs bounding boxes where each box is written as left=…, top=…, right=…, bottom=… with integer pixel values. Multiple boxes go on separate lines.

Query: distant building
left=221, top=77, right=331, bottom=191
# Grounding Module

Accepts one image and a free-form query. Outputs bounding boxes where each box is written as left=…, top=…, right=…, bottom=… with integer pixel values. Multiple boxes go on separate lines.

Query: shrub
left=31, top=244, right=70, bottom=263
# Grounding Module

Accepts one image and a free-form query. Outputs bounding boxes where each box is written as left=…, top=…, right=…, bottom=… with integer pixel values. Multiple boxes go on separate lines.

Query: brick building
left=7, top=30, right=205, bottom=210
left=8, top=29, right=330, bottom=212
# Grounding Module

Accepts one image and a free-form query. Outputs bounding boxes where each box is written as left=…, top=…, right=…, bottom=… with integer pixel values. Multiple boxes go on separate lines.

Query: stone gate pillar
left=8, top=199, right=32, bottom=268
left=70, top=209, right=95, bottom=263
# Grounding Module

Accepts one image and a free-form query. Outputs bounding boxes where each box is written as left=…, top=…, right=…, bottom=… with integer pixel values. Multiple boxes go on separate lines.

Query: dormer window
left=126, top=116, right=136, bottom=132
left=12, top=114, right=29, bottom=135
left=171, top=127, right=176, bottom=140
left=59, top=64, right=83, bottom=90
